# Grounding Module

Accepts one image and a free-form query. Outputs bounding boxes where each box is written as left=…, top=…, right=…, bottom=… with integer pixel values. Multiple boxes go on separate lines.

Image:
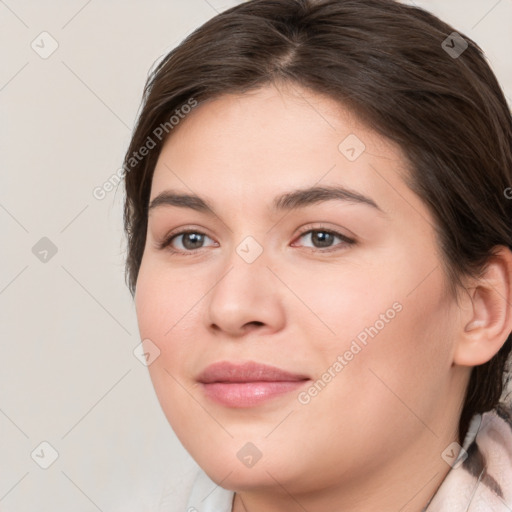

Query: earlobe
left=453, top=246, right=512, bottom=367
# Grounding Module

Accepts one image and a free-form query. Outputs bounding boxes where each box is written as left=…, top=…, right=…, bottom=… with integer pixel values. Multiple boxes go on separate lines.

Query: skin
left=134, top=82, right=512, bottom=511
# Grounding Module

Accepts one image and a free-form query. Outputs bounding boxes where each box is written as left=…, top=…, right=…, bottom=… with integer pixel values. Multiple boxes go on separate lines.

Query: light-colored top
left=185, top=468, right=235, bottom=512
left=158, top=458, right=234, bottom=512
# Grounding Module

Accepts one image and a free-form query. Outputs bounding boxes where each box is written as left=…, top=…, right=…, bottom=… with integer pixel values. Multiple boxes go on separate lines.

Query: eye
left=292, top=228, right=355, bottom=252
left=158, top=229, right=217, bottom=254
left=157, top=226, right=356, bottom=255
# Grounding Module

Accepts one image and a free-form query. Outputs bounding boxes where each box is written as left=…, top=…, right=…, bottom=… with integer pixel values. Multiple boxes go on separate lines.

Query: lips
left=197, top=361, right=311, bottom=407
left=197, top=360, right=310, bottom=383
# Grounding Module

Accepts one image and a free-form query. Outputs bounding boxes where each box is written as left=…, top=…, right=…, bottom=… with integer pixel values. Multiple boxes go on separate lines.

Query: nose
left=205, top=248, right=286, bottom=338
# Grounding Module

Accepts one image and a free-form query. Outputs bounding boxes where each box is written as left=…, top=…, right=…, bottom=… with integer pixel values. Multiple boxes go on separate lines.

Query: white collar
left=186, top=468, right=235, bottom=512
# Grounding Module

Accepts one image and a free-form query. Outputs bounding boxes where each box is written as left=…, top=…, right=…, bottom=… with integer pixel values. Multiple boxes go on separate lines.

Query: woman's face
left=135, top=83, right=467, bottom=503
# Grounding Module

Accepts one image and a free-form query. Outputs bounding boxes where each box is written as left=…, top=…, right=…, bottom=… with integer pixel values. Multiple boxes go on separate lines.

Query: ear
left=453, top=246, right=512, bottom=367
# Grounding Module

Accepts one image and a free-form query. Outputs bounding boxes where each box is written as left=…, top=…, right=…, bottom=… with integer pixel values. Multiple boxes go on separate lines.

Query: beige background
left=1, top=1, right=511, bottom=510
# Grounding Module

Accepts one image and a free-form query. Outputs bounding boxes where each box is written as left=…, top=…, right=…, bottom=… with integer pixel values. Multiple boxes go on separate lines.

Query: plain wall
left=1, top=0, right=511, bottom=510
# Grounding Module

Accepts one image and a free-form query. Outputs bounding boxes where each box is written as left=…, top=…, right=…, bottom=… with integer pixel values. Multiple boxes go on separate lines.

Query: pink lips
left=197, top=361, right=310, bottom=408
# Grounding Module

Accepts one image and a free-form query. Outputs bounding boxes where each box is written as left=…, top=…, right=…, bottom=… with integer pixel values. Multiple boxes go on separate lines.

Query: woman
left=122, top=0, right=512, bottom=510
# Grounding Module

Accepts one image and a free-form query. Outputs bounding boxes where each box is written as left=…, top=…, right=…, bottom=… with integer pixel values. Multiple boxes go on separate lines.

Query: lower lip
left=201, top=380, right=309, bottom=407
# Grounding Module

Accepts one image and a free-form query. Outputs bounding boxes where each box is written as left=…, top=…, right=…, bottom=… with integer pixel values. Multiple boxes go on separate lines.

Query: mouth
left=197, top=360, right=311, bottom=408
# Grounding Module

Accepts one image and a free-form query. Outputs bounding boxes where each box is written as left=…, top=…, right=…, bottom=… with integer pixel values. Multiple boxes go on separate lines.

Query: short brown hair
left=122, top=0, right=512, bottom=442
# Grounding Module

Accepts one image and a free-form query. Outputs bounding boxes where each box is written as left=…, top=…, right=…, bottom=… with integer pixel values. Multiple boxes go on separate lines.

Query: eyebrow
left=148, top=185, right=384, bottom=215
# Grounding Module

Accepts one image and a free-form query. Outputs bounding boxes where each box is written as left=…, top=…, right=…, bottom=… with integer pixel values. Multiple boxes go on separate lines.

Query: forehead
left=149, top=83, right=421, bottom=221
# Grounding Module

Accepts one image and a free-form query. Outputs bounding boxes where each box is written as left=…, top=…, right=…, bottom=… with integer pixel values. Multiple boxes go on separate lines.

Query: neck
left=231, top=429, right=457, bottom=512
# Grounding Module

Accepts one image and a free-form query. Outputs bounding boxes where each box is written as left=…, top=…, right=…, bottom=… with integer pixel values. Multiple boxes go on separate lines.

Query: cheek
left=134, top=264, right=201, bottom=422
left=301, top=255, right=456, bottom=413
left=328, top=267, right=455, bottom=425
left=284, top=259, right=403, bottom=355
left=134, top=257, right=207, bottom=349
left=134, top=265, right=188, bottom=412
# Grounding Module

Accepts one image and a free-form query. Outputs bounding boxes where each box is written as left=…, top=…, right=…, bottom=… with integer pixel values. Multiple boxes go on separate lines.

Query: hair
left=122, top=0, right=512, bottom=442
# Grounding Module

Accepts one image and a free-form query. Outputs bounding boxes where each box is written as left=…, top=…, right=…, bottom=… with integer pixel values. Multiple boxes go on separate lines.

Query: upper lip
left=197, top=361, right=310, bottom=384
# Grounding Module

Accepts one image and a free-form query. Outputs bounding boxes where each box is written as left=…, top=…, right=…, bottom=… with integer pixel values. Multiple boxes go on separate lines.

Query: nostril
left=245, top=321, right=264, bottom=330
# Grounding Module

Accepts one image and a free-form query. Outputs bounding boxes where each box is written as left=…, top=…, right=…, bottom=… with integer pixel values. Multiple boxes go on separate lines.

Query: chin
left=202, top=461, right=291, bottom=492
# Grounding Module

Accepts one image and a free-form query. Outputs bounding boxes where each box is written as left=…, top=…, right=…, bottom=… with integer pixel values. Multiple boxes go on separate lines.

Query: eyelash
left=157, top=226, right=356, bottom=256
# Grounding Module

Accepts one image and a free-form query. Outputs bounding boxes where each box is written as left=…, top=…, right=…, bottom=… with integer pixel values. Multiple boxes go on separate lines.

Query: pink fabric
left=426, top=357, right=512, bottom=511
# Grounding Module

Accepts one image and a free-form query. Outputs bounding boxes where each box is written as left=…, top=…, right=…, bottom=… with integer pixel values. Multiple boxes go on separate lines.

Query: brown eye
left=294, top=229, right=355, bottom=251
left=159, top=230, right=217, bottom=254
left=177, top=232, right=206, bottom=250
